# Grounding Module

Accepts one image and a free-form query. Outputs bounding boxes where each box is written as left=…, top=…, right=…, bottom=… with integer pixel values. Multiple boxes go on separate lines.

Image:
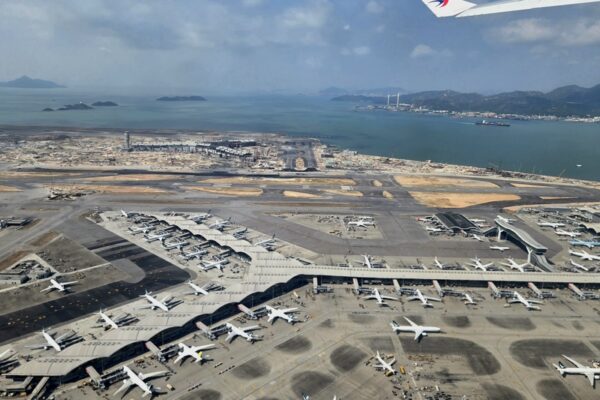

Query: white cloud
left=353, top=46, right=370, bottom=56
left=340, top=46, right=371, bottom=56
left=410, top=44, right=434, bottom=58
left=281, top=0, right=330, bottom=28
left=490, top=19, right=554, bottom=43
left=366, top=1, right=384, bottom=14
left=343, top=24, right=351, bottom=31
left=410, top=44, right=452, bottom=59
left=242, top=0, right=264, bottom=7
left=489, top=18, right=600, bottom=46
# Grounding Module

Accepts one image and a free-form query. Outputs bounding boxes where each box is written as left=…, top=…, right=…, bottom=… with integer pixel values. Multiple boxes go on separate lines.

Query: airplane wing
left=139, top=370, right=168, bottom=380
left=61, top=281, right=78, bottom=286
left=425, top=296, right=442, bottom=302
left=403, top=317, right=418, bottom=327
left=40, top=285, right=54, bottom=292
left=586, top=372, right=596, bottom=387
left=363, top=295, right=377, bottom=300
left=414, top=330, right=422, bottom=341
left=242, top=325, right=260, bottom=332
left=173, top=353, right=185, bottom=364
left=281, top=307, right=299, bottom=313
left=562, top=355, right=586, bottom=369
left=381, top=296, right=398, bottom=301
left=192, top=344, right=216, bottom=351
left=405, top=296, right=419, bottom=301
left=114, top=379, right=134, bottom=396
left=225, top=332, right=236, bottom=342
left=160, top=295, right=173, bottom=304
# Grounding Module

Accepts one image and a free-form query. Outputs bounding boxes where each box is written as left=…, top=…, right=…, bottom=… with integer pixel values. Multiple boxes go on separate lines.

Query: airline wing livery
left=423, top=0, right=600, bottom=18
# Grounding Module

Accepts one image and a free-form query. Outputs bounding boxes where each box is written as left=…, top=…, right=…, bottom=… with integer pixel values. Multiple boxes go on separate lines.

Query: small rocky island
left=42, top=101, right=120, bottom=111
left=42, top=103, right=93, bottom=112
left=156, top=96, right=206, bottom=102
left=91, top=101, right=118, bottom=107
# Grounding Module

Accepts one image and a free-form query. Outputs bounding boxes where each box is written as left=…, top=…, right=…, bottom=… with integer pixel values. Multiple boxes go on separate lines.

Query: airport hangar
left=4, top=211, right=597, bottom=387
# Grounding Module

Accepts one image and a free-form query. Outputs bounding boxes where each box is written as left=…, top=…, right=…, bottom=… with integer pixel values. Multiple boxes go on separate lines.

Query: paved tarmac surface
left=0, top=224, right=189, bottom=344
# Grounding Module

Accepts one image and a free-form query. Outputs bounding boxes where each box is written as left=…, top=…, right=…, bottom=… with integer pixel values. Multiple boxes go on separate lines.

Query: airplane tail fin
left=421, top=0, right=476, bottom=18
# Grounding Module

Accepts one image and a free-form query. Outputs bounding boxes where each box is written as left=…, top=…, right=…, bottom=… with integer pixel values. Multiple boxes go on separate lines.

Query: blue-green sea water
left=1, top=88, right=598, bottom=181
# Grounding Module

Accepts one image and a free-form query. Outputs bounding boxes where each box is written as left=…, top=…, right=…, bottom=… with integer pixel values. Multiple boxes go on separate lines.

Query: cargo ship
left=476, top=120, right=510, bottom=127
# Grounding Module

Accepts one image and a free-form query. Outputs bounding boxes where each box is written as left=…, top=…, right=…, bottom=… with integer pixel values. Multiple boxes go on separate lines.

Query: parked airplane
left=490, top=246, right=510, bottom=252
left=496, top=215, right=515, bottom=224
left=356, top=255, right=384, bottom=269
left=463, top=293, right=477, bottom=305
left=433, top=257, right=447, bottom=269
left=508, top=291, right=543, bottom=310
left=501, top=258, right=530, bottom=273
left=472, top=234, right=485, bottom=242
left=265, top=305, right=299, bottom=324
left=27, top=329, right=78, bottom=352
left=569, top=249, right=600, bottom=261
left=0, top=349, right=17, bottom=370
left=225, top=323, right=261, bottom=343
left=373, top=351, right=396, bottom=375
left=41, top=278, right=78, bottom=294
left=570, top=239, right=600, bottom=249
left=179, top=247, right=208, bottom=260
left=348, top=218, right=375, bottom=229
left=406, top=289, right=441, bottom=308
left=362, top=288, right=398, bottom=306
left=468, top=257, right=494, bottom=271
left=422, top=0, right=600, bottom=18
left=114, top=365, right=168, bottom=398
left=232, top=227, right=248, bottom=239
left=121, top=210, right=138, bottom=219
left=469, top=218, right=486, bottom=224
left=173, top=342, right=216, bottom=365
left=554, top=355, right=600, bottom=387
left=390, top=317, right=441, bottom=341
left=190, top=212, right=212, bottom=223
left=570, top=259, right=589, bottom=272
left=209, top=218, right=231, bottom=231
left=255, top=235, right=277, bottom=248
left=163, top=240, right=188, bottom=251
left=144, top=231, right=172, bottom=242
left=538, top=221, right=566, bottom=228
left=141, top=291, right=177, bottom=312
left=129, top=224, right=154, bottom=234
left=185, top=281, right=219, bottom=296
left=556, top=229, right=582, bottom=238
left=95, top=309, right=136, bottom=330
left=426, top=226, right=443, bottom=233
left=199, top=258, right=229, bottom=272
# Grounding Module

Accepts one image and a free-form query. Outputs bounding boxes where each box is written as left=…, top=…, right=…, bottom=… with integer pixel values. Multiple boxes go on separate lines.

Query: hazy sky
left=1, top=0, right=599, bottom=94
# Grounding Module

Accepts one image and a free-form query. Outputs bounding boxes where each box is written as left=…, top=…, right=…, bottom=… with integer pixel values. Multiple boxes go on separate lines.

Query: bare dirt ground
left=395, top=175, right=498, bottom=189
left=409, top=192, right=521, bottom=208
left=321, top=189, right=363, bottom=197
left=282, top=191, right=323, bottom=199
left=0, top=185, right=21, bottom=192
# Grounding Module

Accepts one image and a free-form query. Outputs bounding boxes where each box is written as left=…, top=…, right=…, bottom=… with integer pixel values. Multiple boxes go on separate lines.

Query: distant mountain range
left=319, top=86, right=407, bottom=97
left=332, top=84, right=600, bottom=117
left=0, top=75, right=65, bottom=89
